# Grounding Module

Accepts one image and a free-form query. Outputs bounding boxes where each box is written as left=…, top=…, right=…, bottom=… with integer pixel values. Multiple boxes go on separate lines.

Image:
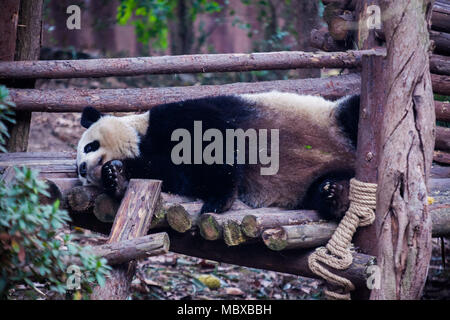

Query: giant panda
left=76, top=92, right=360, bottom=220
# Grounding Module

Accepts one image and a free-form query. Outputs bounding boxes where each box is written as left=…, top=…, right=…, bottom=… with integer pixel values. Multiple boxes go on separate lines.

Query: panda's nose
left=79, top=162, right=87, bottom=177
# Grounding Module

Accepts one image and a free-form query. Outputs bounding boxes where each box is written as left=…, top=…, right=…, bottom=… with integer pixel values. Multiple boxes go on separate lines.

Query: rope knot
left=308, top=178, right=377, bottom=300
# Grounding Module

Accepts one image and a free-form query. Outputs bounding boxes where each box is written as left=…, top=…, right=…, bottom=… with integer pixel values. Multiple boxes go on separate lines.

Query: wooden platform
left=0, top=152, right=77, bottom=178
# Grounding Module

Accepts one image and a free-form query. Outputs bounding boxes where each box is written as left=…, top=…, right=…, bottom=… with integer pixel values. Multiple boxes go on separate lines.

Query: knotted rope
left=308, top=178, right=377, bottom=300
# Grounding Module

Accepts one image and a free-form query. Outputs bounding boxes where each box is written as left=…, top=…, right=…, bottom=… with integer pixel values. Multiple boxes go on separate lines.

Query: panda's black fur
left=77, top=93, right=360, bottom=220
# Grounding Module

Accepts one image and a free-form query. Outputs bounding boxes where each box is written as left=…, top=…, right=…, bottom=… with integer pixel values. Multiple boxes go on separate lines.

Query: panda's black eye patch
left=84, top=140, right=100, bottom=153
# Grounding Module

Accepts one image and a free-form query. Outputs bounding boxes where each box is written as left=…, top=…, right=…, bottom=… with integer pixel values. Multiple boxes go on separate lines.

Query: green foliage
left=0, top=167, right=111, bottom=299
left=117, top=0, right=222, bottom=49
left=0, top=86, right=16, bottom=153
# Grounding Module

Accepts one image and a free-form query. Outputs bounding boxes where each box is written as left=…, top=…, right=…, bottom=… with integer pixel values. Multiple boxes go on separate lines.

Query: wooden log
left=166, top=200, right=249, bottom=233
left=431, top=204, right=450, bottom=237
left=198, top=211, right=250, bottom=241
left=310, top=27, right=348, bottom=52
left=241, top=208, right=321, bottom=238
left=0, top=152, right=77, bottom=179
left=436, top=126, right=450, bottom=152
left=0, top=50, right=377, bottom=80
left=259, top=204, right=450, bottom=252
left=165, top=202, right=201, bottom=233
left=66, top=185, right=103, bottom=212
left=434, top=150, right=450, bottom=165
left=432, top=1, right=450, bottom=32
left=0, top=1, right=20, bottom=62
left=90, top=233, right=169, bottom=265
left=91, top=179, right=162, bottom=300
left=262, top=223, right=338, bottom=251
left=430, top=54, right=450, bottom=75
left=93, top=193, right=120, bottom=223
left=323, top=0, right=450, bottom=30
left=5, top=0, right=43, bottom=153
left=432, top=74, right=450, bottom=95
left=168, top=231, right=374, bottom=288
left=436, top=101, right=450, bottom=122
left=324, top=5, right=355, bottom=41
left=430, top=30, right=450, bottom=55
left=431, top=164, right=450, bottom=178
left=8, top=73, right=361, bottom=112
left=222, top=220, right=249, bottom=247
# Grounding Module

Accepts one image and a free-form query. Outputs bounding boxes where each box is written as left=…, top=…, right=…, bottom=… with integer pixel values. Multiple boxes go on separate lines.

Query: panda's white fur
left=77, top=112, right=148, bottom=185
left=77, top=91, right=358, bottom=215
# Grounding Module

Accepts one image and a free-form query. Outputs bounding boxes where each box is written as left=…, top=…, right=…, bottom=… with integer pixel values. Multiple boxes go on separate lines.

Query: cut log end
left=199, top=214, right=222, bottom=240
left=223, top=220, right=247, bottom=247
left=262, top=228, right=287, bottom=251
left=93, top=193, right=120, bottom=223
left=241, top=215, right=259, bottom=238
left=166, top=204, right=193, bottom=233
left=67, top=185, right=102, bottom=212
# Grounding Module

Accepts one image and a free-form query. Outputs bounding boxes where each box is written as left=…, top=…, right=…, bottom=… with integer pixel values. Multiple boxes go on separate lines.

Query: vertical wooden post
left=353, top=0, right=386, bottom=258
left=370, top=0, right=435, bottom=300
left=6, top=0, right=43, bottom=152
left=0, top=1, right=20, bottom=62
left=91, top=179, right=162, bottom=300
left=342, top=2, right=386, bottom=301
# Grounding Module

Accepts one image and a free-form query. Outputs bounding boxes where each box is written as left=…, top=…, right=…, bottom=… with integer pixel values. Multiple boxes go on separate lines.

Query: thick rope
left=308, top=178, right=377, bottom=300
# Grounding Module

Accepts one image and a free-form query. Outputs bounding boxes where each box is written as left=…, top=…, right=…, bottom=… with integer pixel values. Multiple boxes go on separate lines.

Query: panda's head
left=76, top=106, right=143, bottom=186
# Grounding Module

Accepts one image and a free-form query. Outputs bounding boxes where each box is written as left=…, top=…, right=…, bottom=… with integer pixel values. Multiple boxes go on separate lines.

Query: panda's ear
left=81, top=106, right=103, bottom=128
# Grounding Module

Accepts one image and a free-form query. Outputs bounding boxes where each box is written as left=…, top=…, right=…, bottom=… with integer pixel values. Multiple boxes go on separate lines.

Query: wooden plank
left=91, top=179, right=162, bottom=300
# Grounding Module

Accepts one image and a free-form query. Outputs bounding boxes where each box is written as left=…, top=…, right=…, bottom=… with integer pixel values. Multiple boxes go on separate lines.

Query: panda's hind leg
left=303, top=173, right=352, bottom=220
left=317, top=178, right=350, bottom=220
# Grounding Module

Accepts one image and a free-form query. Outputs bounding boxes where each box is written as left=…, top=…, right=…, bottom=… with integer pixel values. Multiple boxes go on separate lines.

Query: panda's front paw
left=101, top=160, right=128, bottom=199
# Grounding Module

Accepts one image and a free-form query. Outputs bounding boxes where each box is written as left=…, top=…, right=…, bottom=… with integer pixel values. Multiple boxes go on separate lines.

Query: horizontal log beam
left=8, top=74, right=361, bottom=112
left=0, top=50, right=380, bottom=80
left=7, top=77, right=449, bottom=121
left=430, top=54, right=450, bottom=76
left=436, top=101, right=450, bottom=122
left=259, top=206, right=450, bottom=252
left=90, top=233, right=169, bottom=265
left=430, top=204, right=450, bottom=237
left=168, top=231, right=374, bottom=288
left=430, top=30, right=450, bottom=56
left=166, top=200, right=249, bottom=233
left=434, top=150, right=450, bottom=165
left=436, top=126, right=450, bottom=152
left=262, top=223, right=338, bottom=251
left=432, top=1, right=450, bottom=32
left=241, top=209, right=321, bottom=238
left=432, top=74, right=450, bottom=96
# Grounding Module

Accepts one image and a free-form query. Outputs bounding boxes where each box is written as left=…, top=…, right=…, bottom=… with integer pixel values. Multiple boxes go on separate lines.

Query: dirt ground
left=26, top=77, right=449, bottom=300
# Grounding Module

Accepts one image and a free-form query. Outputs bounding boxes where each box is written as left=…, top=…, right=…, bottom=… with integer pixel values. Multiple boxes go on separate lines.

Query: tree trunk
left=5, top=0, right=43, bottom=152
left=0, top=1, right=20, bottom=62
left=293, top=0, right=321, bottom=79
left=371, top=0, right=435, bottom=300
